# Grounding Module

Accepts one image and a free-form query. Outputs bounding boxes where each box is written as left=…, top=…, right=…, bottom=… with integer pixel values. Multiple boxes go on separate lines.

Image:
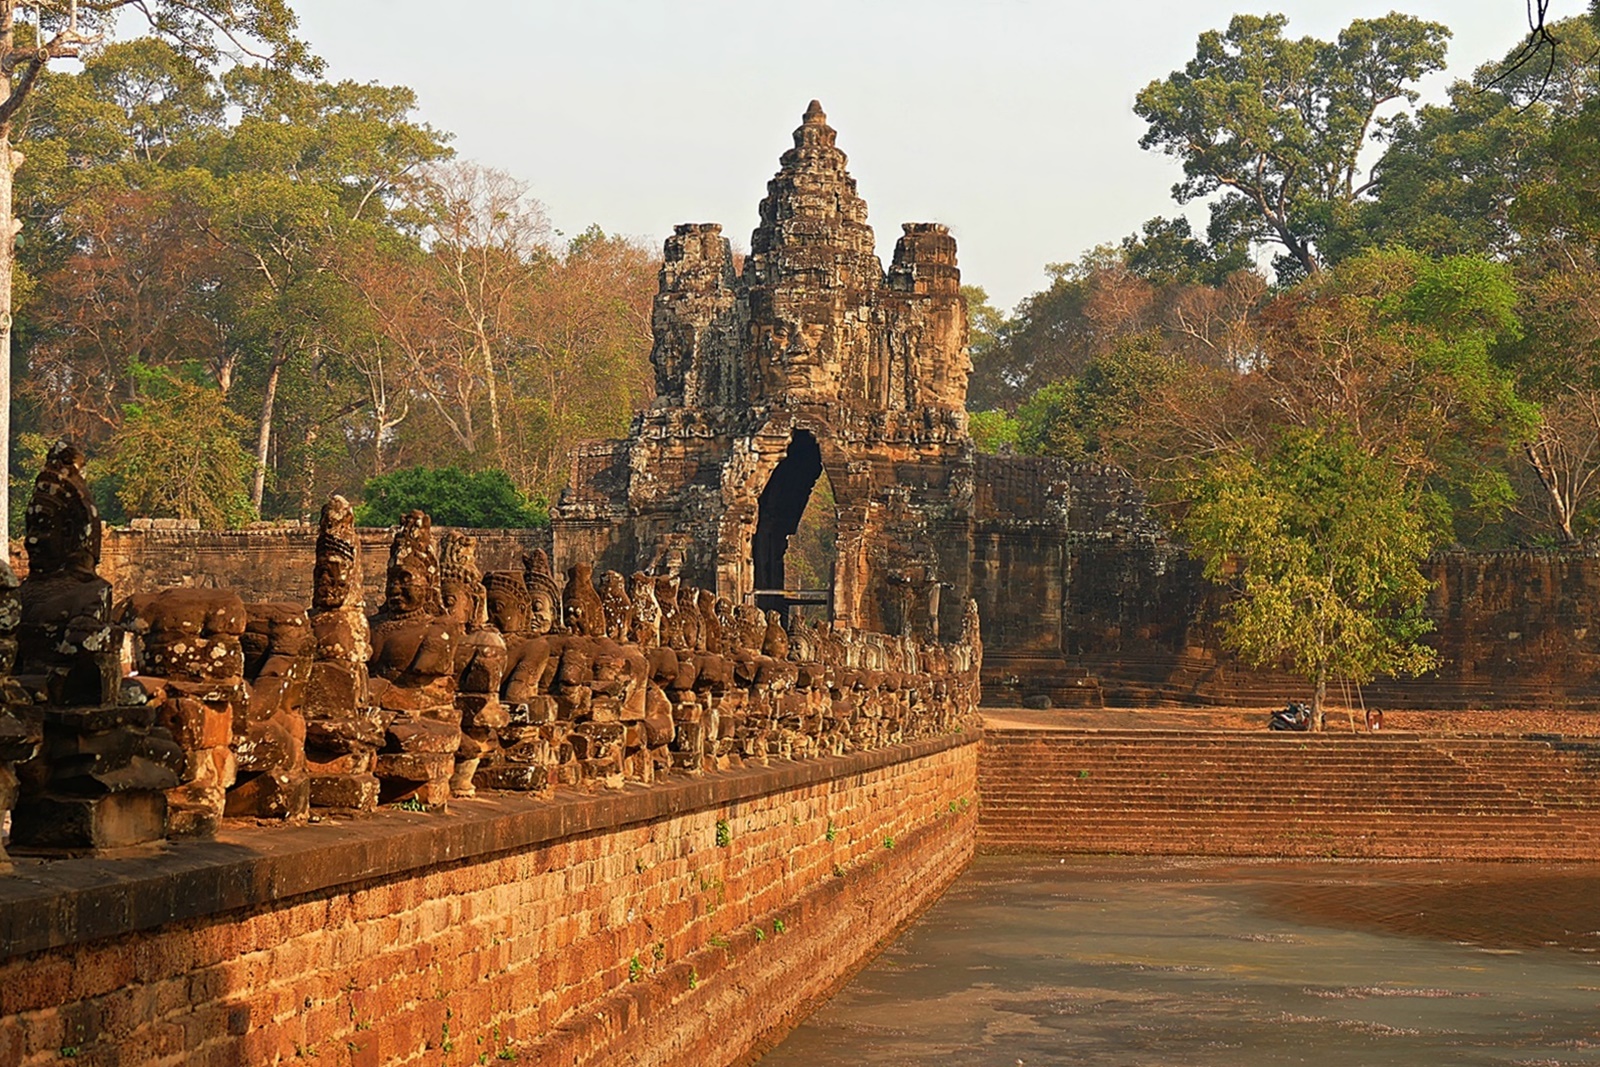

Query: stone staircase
left=978, top=727, right=1600, bottom=860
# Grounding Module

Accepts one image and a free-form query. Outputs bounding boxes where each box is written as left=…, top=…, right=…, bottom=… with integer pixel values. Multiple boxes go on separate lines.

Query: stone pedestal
left=11, top=703, right=183, bottom=851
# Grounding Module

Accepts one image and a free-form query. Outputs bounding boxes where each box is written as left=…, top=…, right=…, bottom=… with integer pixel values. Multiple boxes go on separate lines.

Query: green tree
left=1183, top=425, right=1439, bottom=728
left=103, top=363, right=255, bottom=528
left=0, top=0, right=301, bottom=529
left=1346, top=15, right=1600, bottom=263
left=1135, top=12, right=1449, bottom=281
left=354, top=465, right=547, bottom=529
left=967, top=409, right=1020, bottom=454
left=1015, top=333, right=1177, bottom=462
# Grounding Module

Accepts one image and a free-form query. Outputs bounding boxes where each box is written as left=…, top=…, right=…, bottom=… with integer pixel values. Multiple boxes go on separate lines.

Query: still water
left=760, top=856, right=1600, bottom=1066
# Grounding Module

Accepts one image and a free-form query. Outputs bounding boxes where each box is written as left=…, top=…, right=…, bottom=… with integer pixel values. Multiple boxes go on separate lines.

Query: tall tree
left=1135, top=13, right=1449, bottom=281
left=0, top=0, right=299, bottom=526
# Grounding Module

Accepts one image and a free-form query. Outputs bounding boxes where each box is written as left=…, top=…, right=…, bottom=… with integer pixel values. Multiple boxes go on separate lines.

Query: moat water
left=759, top=856, right=1600, bottom=1066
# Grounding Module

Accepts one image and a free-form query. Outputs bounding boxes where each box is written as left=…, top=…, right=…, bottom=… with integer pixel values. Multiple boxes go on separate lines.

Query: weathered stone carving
left=551, top=103, right=974, bottom=639
left=232, top=600, right=311, bottom=822
left=17, top=442, right=118, bottom=707
left=0, top=561, right=40, bottom=869
left=116, top=588, right=245, bottom=834
left=369, top=512, right=459, bottom=807
left=439, top=531, right=507, bottom=798
left=12, top=444, right=182, bottom=850
left=304, top=495, right=382, bottom=812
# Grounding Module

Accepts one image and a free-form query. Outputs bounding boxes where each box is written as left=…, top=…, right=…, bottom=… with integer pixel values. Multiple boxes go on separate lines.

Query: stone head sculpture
left=385, top=511, right=440, bottom=619
left=313, top=494, right=361, bottom=614
left=485, top=571, right=533, bottom=635
left=522, top=550, right=563, bottom=636
left=438, top=530, right=486, bottom=629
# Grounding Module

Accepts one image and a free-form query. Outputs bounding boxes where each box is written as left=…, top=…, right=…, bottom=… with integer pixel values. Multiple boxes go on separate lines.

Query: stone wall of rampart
left=0, top=737, right=978, bottom=1066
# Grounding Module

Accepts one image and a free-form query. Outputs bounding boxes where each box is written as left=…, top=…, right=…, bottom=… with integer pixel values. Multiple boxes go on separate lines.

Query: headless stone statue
left=563, top=563, right=606, bottom=638
left=627, top=573, right=661, bottom=648
left=597, top=570, right=632, bottom=641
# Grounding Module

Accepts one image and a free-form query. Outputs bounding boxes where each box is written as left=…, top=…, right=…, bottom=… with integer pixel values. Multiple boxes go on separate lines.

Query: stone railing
left=0, top=463, right=981, bottom=862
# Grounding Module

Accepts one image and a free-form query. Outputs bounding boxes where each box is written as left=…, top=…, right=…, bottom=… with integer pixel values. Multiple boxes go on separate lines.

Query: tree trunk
left=251, top=348, right=288, bottom=514
left=478, top=332, right=502, bottom=464
left=1312, top=669, right=1327, bottom=732
left=0, top=121, right=15, bottom=537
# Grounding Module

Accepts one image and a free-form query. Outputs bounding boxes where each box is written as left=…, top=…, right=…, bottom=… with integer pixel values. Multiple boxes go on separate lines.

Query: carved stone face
left=487, top=587, right=528, bottom=635
left=313, top=556, right=352, bottom=612
left=440, top=580, right=474, bottom=625
left=529, top=591, right=556, bottom=637
left=386, top=561, right=429, bottom=616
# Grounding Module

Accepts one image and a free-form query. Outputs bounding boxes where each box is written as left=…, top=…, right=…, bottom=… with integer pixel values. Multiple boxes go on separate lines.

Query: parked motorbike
left=1269, top=701, right=1313, bottom=731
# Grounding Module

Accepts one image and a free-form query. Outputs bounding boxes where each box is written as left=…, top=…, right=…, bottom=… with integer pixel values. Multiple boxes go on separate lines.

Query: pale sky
left=295, top=2, right=1584, bottom=313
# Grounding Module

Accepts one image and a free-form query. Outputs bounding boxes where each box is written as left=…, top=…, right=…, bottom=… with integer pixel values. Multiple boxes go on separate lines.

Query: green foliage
left=1015, top=334, right=1175, bottom=462
left=784, top=471, right=836, bottom=592
left=1135, top=12, right=1450, bottom=280
left=1121, top=216, right=1248, bottom=287
left=714, top=818, right=732, bottom=848
left=354, top=466, right=546, bottom=529
left=103, top=363, right=256, bottom=528
left=1182, top=425, right=1439, bottom=719
left=967, top=410, right=1020, bottom=454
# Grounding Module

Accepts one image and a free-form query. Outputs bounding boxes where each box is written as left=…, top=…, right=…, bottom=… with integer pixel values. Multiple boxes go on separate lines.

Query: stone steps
left=977, top=727, right=1600, bottom=859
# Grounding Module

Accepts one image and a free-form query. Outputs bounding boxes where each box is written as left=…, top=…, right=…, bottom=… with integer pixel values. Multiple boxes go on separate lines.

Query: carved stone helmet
left=313, top=494, right=361, bottom=612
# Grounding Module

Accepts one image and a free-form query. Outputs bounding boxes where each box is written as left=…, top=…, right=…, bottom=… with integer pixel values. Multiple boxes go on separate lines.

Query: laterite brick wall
left=0, top=736, right=978, bottom=1066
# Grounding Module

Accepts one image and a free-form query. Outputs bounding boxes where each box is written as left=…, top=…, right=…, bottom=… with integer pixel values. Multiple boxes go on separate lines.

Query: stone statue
left=368, top=512, right=460, bottom=807
left=368, top=511, right=458, bottom=710
left=439, top=531, right=507, bottom=797
left=597, top=570, right=632, bottom=641
left=304, top=494, right=382, bottom=812
left=522, top=550, right=563, bottom=636
left=0, top=561, right=40, bottom=869
left=11, top=444, right=184, bottom=849
left=563, top=563, right=606, bottom=638
left=16, top=441, right=117, bottom=706
left=309, top=495, right=370, bottom=672
left=627, top=572, right=661, bottom=648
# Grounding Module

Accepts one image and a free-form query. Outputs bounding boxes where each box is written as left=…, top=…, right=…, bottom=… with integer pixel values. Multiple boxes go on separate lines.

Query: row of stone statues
left=0, top=442, right=981, bottom=860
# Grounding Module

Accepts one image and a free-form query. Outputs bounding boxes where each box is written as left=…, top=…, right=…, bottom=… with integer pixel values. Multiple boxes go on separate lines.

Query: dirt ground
left=979, top=705, right=1600, bottom=737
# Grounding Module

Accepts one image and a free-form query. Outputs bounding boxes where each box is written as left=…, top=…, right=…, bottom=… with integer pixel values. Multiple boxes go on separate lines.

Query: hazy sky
left=295, top=2, right=1585, bottom=312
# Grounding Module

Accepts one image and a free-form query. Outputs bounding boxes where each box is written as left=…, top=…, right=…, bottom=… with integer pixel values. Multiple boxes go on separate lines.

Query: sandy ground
left=978, top=705, right=1600, bottom=737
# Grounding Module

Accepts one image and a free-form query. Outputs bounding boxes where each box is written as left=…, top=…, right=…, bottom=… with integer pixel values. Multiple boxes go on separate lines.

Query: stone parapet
left=0, top=736, right=978, bottom=1066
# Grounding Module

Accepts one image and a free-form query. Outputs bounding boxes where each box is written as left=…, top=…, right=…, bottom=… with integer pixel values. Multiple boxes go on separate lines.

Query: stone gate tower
left=552, top=101, right=976, bottom=636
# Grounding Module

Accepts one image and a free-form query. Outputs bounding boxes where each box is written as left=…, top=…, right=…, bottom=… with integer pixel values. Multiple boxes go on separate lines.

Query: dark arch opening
left=753, top=430, right=824, bottom=614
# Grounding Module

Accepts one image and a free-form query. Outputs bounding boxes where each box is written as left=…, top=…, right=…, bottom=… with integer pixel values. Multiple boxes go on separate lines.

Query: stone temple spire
left=747, top=100, right=880, bottom=294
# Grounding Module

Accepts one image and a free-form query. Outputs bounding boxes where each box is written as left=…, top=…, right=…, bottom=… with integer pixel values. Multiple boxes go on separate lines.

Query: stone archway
left=752, top=429, right=825, bottom=613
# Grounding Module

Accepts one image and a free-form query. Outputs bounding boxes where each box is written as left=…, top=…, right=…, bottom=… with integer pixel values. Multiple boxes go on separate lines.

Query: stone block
left=11, top=790, right=167, bottom=849
left=308, top=773, right=379, bottom=812
left=473, top=763, right=547, bottom=792
left=224, top=770, right=310, bottom=820
left=375, top=751, right=453, bottom=783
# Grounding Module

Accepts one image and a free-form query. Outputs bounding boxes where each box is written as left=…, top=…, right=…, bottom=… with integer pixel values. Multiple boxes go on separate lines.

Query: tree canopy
left=1135, top=12, right=1449, bottom=281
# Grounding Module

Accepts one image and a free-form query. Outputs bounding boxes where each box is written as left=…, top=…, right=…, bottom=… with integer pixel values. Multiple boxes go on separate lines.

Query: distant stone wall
left=9, top=523, right=553, bottom=608
left=0, top=737, right=977, bottom=1067
left=972, top=458, right=1600, bottom=710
